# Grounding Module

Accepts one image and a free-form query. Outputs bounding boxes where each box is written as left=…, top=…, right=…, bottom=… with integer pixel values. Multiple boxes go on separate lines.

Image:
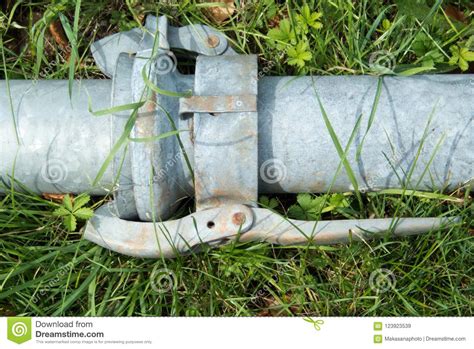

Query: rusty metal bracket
left=178, top=95, right=257, bottom=114
left=191, top=54, right=259, bottom=211
left=109, top=16, right=236, bottom=222
left=91, top=16, right=231, bottom=77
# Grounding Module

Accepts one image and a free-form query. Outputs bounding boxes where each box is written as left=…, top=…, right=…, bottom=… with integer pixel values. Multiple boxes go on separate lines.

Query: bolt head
left=206, top=35, right=220, bottom=48
left=232, top=212, right=246, bottom=226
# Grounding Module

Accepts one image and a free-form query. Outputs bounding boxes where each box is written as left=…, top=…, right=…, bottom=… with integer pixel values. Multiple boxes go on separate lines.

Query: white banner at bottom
left=1, top=317, right=471, bottom=348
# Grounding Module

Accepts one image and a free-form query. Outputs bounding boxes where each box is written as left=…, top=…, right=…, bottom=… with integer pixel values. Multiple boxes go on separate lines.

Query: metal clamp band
left=192, top=54, right=259, bottom=211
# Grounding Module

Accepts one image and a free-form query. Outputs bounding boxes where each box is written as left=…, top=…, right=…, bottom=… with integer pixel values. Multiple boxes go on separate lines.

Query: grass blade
left=356, top=76, right=382, bottom=160
left=311, top=79, right=364, bottom=208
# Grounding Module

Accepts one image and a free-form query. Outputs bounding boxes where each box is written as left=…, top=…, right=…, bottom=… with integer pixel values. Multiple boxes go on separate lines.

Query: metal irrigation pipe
left=0, top=16, right=471, bottom=257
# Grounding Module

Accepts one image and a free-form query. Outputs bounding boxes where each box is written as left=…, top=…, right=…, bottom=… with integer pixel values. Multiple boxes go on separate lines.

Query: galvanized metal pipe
left=255, top=75, right=473, bottom=193
left=2, top=75, right=472, bottom=198
left=0, top=80, right=113, bottom=194
left=176, top=74, right=474, bottom=195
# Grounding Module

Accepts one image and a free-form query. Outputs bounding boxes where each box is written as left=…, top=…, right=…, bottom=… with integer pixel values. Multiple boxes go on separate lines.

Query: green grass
left=0, top=0, right=473, bottom=316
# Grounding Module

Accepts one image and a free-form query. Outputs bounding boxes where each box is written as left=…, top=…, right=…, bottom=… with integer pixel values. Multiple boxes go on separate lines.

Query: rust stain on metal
left=136, top=92, right=157, bottom=149
left=196, top=186, right=255, bottom=211
left=42, top=192, right=67, bottom=202
left=206, top=35, right=220, bottom=48
left=189, top=117, right=195, bottom=145
left=216, top=220, right=229, bottom=234
left=232, top=212, right=246, bottom=226
left=180, top=95, right=257, bottom=114
left=123, top=225, right=152, bottom=249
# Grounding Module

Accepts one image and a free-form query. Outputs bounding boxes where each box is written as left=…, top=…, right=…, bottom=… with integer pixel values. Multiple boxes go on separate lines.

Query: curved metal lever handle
left=91, top=15, right=230, bottom=77
left=240, top=208, right=459, bottom=245
left=84, top=203, right=254, bottom=258
left=84, top=204, right=459, bottom=258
